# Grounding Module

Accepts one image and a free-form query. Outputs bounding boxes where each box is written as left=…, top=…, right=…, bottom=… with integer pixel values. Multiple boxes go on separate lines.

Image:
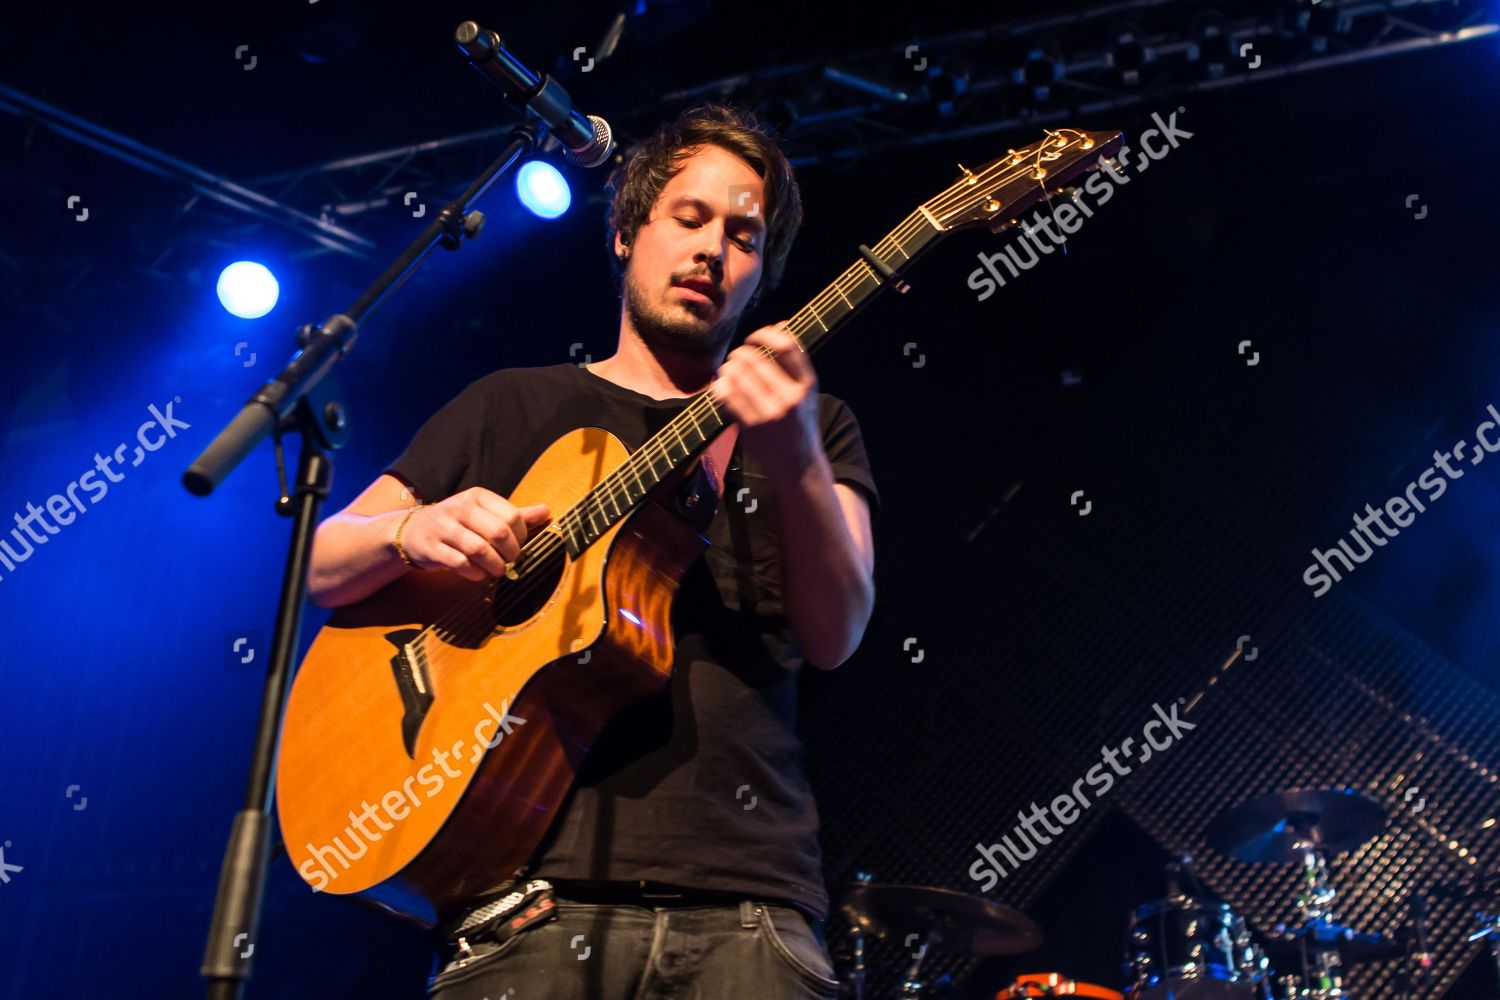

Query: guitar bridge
left=385, top=628, right=434, bottom=759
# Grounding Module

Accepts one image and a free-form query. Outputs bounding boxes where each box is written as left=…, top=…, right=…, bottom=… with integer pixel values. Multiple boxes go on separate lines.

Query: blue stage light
left=516, top=161, right=571, bottom=219
left=216, top=261, right=280, bottom=319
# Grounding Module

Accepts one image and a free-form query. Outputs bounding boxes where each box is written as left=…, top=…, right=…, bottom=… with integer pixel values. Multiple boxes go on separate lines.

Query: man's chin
left=625, top=287, right=738, bottom=357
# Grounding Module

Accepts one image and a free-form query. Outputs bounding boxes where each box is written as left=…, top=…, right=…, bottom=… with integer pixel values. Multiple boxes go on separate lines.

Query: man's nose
left=694, top=238, right=725, bottom=270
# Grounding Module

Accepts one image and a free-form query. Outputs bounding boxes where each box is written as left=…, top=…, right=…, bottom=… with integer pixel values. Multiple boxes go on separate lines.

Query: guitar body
left=276, top=426, right=719, bottom=921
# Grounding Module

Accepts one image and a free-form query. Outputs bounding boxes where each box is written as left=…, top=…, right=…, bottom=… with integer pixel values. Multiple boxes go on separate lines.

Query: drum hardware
left=999, top=972, right=1123, bottom=998
left=1123, top=855, right=1271, bottom=999
left=835, top=785, right=1448, bottom=1000
left=1434, top=870, right=1500, bottom=994
left=834, top=879, right=1042, bottom=998
left=843, top=871, right=874, bottom=1000
left=1203, top=789, right=1395, bottom=1000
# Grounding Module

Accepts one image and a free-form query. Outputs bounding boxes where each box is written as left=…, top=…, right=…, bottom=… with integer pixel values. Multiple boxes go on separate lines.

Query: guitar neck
left=552, top=210, right=945, bottom=556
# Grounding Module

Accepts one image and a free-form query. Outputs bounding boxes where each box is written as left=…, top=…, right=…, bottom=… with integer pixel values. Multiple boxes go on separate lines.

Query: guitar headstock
left=925, top=129, right=1124, bottom=235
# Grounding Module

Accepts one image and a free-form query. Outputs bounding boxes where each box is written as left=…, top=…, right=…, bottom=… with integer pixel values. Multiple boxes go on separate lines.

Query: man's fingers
left=469, top=488, right=518, bottom=523
left=435, top=542, right=491, bottom=582
left=453, top=526, right=511, bottom=577
left=408, top=489, right=560, bottom=582
left=464, top=502, right=533, bottom=561
left=748, top=327, right=813, bottom=380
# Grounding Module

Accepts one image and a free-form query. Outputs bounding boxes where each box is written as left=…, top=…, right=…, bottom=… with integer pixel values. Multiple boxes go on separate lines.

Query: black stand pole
left=189, top=119, right=542, bottom=1000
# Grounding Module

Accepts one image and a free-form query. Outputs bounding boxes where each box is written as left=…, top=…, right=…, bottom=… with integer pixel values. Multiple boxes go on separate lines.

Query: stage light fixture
left=516, top=160, right=572, bottom=220
left=216, top=261, right=280, bottom=319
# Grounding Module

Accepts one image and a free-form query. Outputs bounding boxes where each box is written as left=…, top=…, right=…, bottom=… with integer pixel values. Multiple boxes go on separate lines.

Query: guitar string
left=412, top=254, right=901, bottom=654
left=412, top=251, right=901, bottom=651
left=410, top=131, right=1096, bottom=659
left=408, top=132, right=1098, bottom=663
left=546, top=130, right=1096, bottom=562
left=409, top=132, right=1095, bottom=661
left=485, top=129, right=1099, bottom=595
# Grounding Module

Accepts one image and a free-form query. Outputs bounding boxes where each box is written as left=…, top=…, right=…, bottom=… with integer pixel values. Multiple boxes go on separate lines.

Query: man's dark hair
left=604, top=103, right=803, bottom=312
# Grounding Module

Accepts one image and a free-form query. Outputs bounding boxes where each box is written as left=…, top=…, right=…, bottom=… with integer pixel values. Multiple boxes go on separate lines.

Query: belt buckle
left=637, top=880, right=684, bottom=902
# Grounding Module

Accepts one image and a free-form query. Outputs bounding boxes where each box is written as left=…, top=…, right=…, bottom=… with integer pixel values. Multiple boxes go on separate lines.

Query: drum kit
left=834, top=788, right=1498, bottom=999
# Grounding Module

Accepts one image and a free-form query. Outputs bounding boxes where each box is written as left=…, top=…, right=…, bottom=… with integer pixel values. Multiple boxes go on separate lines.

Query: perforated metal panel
left=1113, top=594, right=1500, bottom=998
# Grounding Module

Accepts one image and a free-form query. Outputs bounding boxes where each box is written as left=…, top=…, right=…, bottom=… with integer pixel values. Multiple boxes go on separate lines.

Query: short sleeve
left=820, top=394, right=879, bottom=516
left=382, top=377, right=492, bottom=503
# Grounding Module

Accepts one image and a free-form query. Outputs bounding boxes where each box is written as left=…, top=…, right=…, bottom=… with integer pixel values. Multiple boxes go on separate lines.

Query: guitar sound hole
left=490, top=551, right=566, bottom=628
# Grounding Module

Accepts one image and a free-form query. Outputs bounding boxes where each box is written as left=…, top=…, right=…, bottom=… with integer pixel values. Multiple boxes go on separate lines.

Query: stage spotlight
left=216, top=261, right=279, bottom=319
left=516, top=161, right=571, bottom=220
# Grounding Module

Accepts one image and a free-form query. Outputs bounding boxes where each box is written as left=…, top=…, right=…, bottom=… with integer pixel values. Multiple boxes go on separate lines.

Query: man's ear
left=613, top=230, right=630, bottom=260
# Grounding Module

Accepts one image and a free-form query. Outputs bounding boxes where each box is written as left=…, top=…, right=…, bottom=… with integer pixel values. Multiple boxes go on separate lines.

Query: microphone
left=454, top=21, right=616, bottom=168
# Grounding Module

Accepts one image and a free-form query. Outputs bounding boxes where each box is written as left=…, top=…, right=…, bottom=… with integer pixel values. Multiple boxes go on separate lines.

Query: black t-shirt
left=383, top=362, right=878, bottom=921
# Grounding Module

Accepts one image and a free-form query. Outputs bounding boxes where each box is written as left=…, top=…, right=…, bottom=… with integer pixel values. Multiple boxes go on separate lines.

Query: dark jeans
left=426, top=898, right=841, bottom=1000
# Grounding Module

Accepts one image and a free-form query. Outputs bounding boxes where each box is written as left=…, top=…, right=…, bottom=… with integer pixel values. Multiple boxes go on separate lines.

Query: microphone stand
left=189, top=112, right=543, bottom=999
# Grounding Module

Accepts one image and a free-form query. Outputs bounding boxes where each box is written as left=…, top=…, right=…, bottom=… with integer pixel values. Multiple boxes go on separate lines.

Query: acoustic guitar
left=275, top=127, right=1123, bottom=924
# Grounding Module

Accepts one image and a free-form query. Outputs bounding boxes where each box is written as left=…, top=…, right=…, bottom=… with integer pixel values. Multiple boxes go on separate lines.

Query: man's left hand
left=709, top=322, right=820, bottom=481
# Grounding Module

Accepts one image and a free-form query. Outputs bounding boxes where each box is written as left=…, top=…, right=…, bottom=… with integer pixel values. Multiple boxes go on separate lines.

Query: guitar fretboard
left=547, top=209, right=945, bottom=557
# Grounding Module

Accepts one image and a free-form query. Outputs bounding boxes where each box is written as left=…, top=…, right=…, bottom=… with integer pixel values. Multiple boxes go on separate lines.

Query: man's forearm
left=769, top=449, right=874, bottom=669
left=307, top=510, right=412, bottom=608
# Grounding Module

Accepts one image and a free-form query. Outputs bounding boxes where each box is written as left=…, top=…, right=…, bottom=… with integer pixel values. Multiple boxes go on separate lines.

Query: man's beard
left=623, top=269, right=740, bottom=360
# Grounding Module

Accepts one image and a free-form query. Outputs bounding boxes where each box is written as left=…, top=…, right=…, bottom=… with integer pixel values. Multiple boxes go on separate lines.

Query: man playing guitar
left=305, top=103, right=878, bottom=999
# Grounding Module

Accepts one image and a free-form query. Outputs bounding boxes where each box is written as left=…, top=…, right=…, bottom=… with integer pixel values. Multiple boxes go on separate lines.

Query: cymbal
left=1206, top=789, right=1387, bottom=863
left=835, top=882, right=1043, bottom=957
left=1262, top=920, right=1404, bottom=965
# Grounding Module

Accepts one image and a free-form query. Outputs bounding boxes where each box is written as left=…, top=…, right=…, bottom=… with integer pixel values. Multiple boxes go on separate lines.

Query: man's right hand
left=400, top=487, right=552, bottom=582
left=308, top=475, right=555, bottom=608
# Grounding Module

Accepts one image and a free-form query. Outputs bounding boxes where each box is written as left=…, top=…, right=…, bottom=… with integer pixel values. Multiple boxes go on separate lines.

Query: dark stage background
left=2, top=1, right=1499, bottom=997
